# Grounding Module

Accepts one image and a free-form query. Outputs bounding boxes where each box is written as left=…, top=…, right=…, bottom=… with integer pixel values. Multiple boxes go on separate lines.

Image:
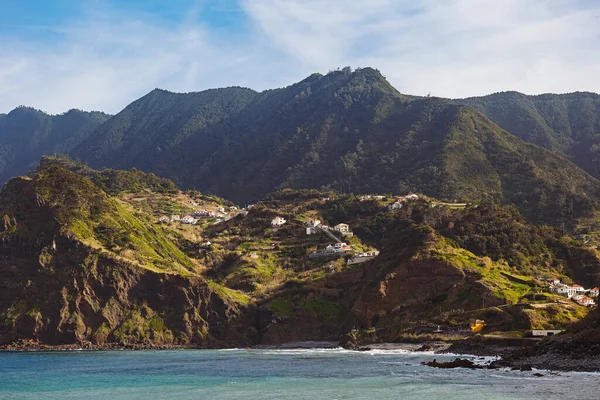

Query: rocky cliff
left=0, top=167, right=255, bottom=347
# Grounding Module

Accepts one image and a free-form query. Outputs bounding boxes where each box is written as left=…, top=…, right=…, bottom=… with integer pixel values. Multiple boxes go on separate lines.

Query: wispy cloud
left=0, top=1, right=305, bottom=114
left=1, top=0, right=599, bottom=114
left=243, top=0, right=600, bottom=97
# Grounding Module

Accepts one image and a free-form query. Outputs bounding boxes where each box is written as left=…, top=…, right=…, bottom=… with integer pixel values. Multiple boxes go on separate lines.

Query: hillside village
left=8, top=157, right=598, bottom=346
left=547, top=278, right=598, bottom=307
left=141, top=188, right=597, bottom=335
left=4, top=157, right=600, bottom=352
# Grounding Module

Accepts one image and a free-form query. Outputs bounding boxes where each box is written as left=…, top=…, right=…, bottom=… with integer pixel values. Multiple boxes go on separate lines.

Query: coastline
left=3, top=337, right=600, bottom=373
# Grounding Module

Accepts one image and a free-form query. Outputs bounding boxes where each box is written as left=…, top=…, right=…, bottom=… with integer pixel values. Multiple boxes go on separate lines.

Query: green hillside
left=0, top=107, right=110, bottom=185
left=456, top=91, right=600, bottom=179
left=62, top=68, right=600, bottom=227
left=2, top=164, right=599, bottom=347
left=0, top=163, right=252, bottom=347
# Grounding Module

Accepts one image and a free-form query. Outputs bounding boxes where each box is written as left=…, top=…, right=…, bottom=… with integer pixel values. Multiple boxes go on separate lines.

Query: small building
left=388, top=201, right=403, bottom=211
left=555, top=286, right=577, bottom=298
left=170, top=215, right=181, bottom=222
left=576, top=296, right=596, bottom=307
left=547, top=278, right=561, bottom=286
left=181, top=215, right=196, bottom=224
left=271, top=216, right=287, bottom=227
left=216, top=207, right=225, bottom=213
left=347, top=251, right=380, bottom=265
left=158, top=216, right=170, bottom=223
left=310, top=242, right=352, bottom=258
left=589, top=287, right=599, bottom=297
left=572, top=284, right=585, bottom=293
left=333, top=223, right=350, bottom=234
left=532, top=330, right=563, bottom=337
left=404, top=194, right=419, bottom=200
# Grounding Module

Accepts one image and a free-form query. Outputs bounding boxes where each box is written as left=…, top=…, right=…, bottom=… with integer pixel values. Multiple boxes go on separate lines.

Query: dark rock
left=423, top=358, right=482, bottom=369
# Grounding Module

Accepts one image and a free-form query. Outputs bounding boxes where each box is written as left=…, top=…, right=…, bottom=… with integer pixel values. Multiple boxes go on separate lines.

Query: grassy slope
left=456, top=91, right=600, bottom=178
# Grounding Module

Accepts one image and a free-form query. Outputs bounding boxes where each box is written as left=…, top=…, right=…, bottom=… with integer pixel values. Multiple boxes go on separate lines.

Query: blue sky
left=1, top=0, right=600, bottom=114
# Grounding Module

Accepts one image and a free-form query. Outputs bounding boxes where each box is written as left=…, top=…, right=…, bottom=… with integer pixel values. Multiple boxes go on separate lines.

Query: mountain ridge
left=3, top=68, right=600, bottom=228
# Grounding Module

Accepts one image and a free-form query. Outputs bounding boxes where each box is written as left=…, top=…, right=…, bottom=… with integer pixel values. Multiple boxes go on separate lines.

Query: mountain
left=0, top=162, right=253, bottom=347
left=66, top=68, right=600, bottom=226
left=2, top=160, right=599, bottom=348
left=456, top=91, right=600, bottom=179
left=0, top=107, right=110, bottom=186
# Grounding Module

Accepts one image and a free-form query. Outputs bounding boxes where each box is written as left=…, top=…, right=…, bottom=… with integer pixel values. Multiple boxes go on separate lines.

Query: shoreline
left=3, top=337, right=600, bottom=373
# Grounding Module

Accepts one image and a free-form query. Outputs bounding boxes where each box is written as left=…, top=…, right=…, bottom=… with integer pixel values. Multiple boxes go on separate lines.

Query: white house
left=589, top=287, right=599, bottom=297
left=271, top=216, right=287, bottom=227
left=170, top=215, right=181, bottom=222
left=388, top=201, right=403, bottom=211
left=158, top=216, right=170, bottom=223
left=216, top=207, right=225, bottom=213
left=556, top=286, right=577, bottom=298
left=572, top=284, right=585, bottom=293
left=404, top=194, right=419, bottom=200
left=576, top=296, right=596, bottom=307
left=181, top=215, right=197, bottom=224
left=547, top=278, right=561, bottom=285
left=334, top=223, right=350, bottom=234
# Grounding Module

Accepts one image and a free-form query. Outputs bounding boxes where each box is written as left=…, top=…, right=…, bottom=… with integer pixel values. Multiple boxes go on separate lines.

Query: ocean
left=0, top=348, right=597, bottom=399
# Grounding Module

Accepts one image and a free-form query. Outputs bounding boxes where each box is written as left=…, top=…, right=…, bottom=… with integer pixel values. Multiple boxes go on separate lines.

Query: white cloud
left=1, top=0, right=599, bottom=114
left=242, top=0, right=600, bottom=97
left=0, top=1, right=306, bottom=114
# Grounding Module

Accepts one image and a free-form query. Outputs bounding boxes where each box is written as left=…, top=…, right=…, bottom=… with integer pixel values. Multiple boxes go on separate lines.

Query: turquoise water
left=0, top=348, right=598, bottom=399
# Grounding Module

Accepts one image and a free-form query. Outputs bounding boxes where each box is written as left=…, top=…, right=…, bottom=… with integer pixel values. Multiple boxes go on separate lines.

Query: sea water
left=0, top=348, right=598, bottom=399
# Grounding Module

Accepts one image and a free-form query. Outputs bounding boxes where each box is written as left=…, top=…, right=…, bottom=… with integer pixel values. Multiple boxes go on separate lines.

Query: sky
left=1, top=0, right=600, bottom=114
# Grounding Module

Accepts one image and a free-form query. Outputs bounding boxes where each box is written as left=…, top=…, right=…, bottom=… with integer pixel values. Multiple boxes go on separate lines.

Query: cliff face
left=0, top=171, right=255, bottom=347
left=349, top=225, right=527, bottom=339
